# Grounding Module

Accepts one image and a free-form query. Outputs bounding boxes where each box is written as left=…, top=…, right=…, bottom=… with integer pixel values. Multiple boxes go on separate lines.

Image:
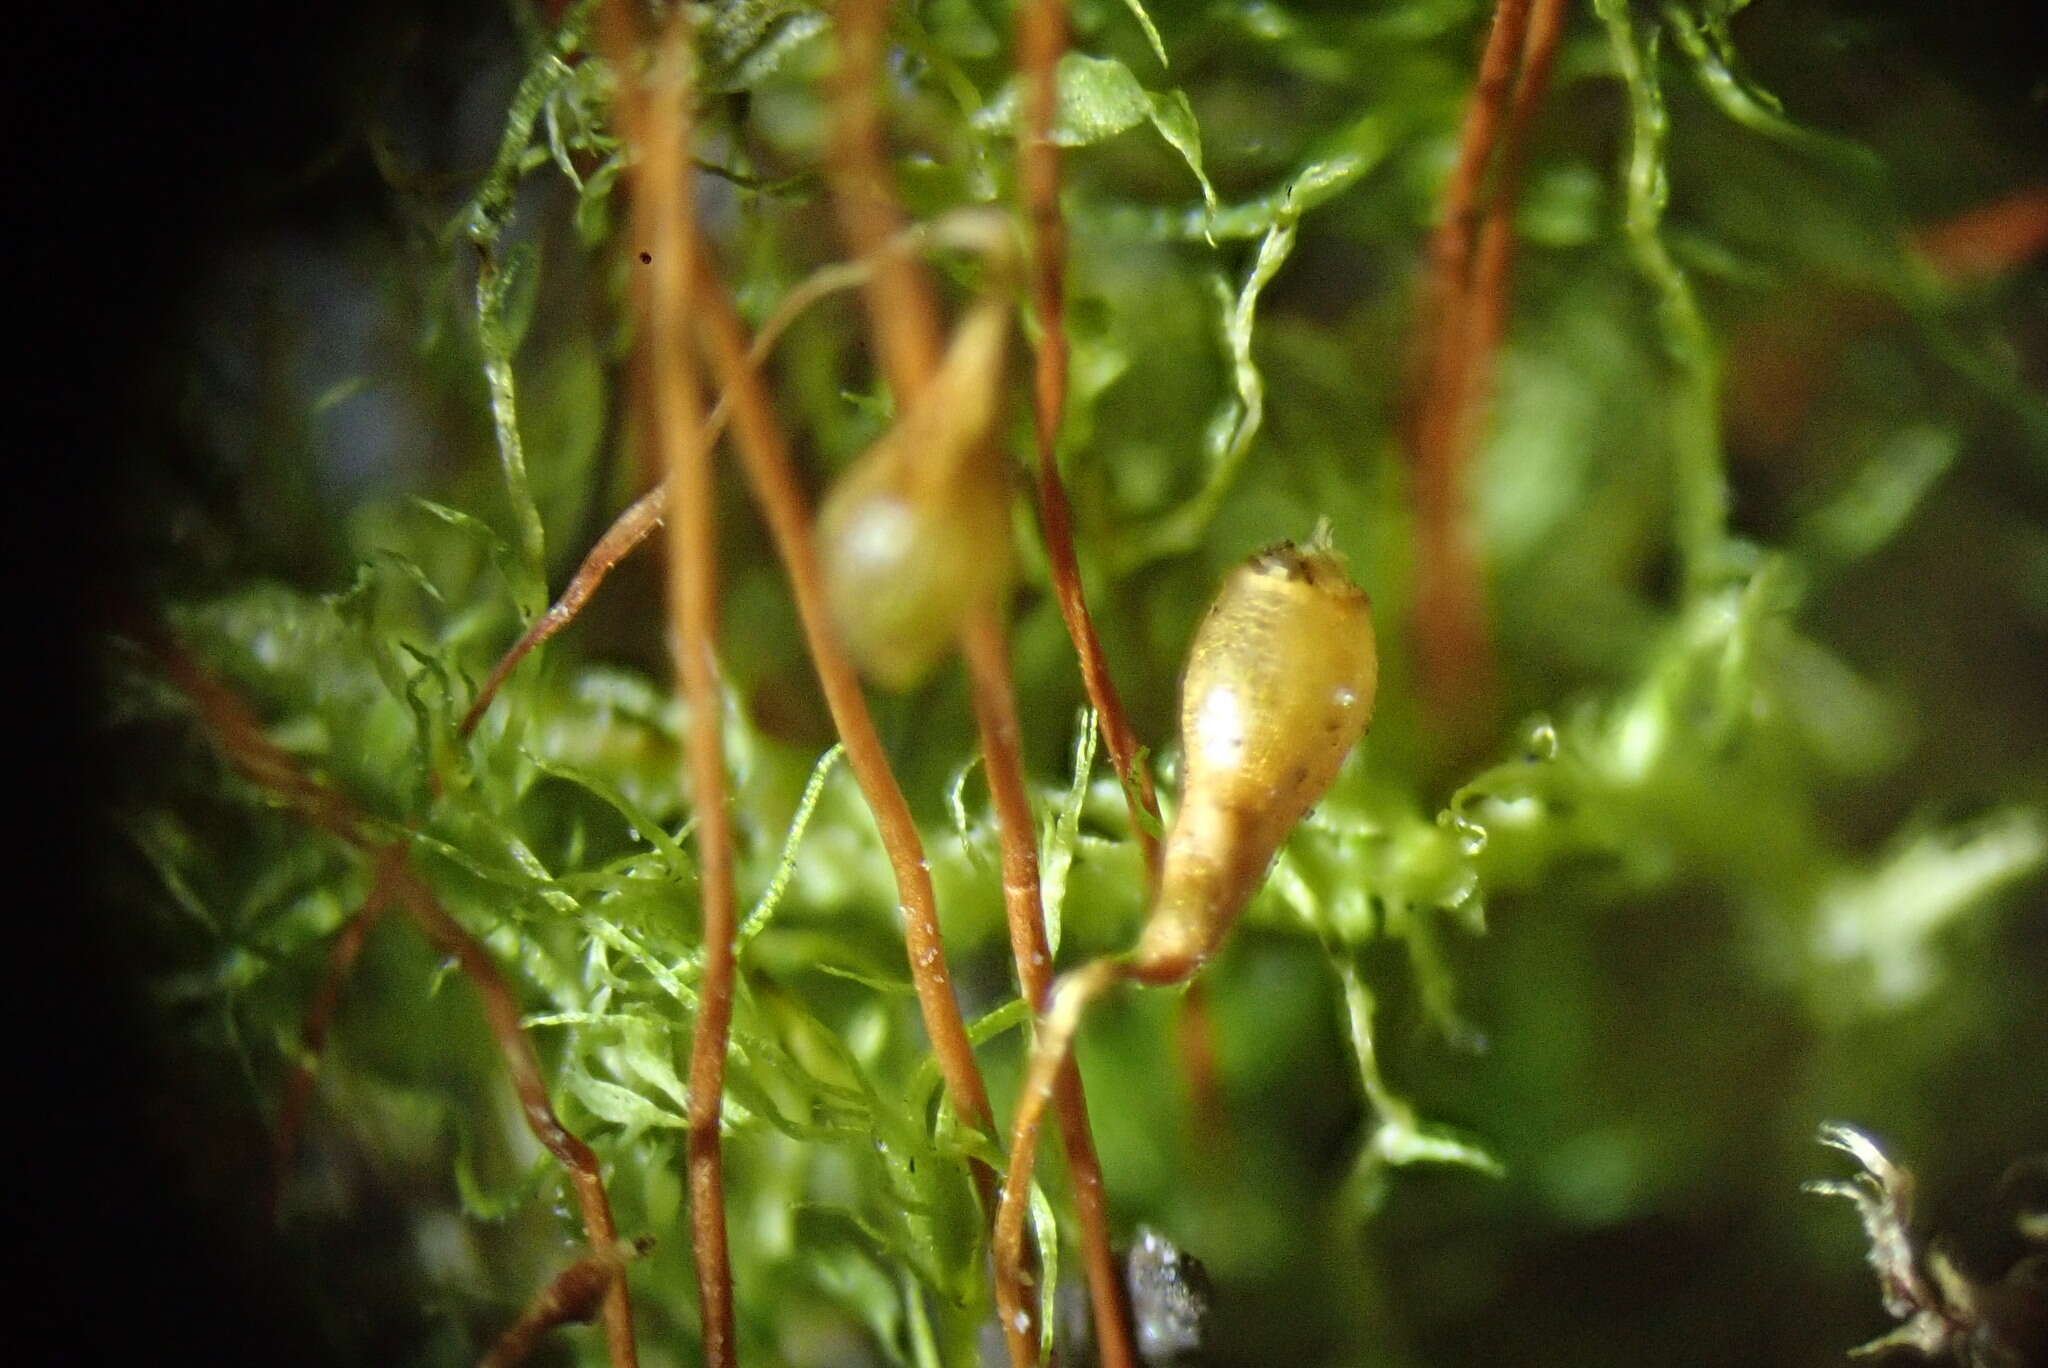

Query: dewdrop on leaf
left=818, top=297, right=1013, bottom=690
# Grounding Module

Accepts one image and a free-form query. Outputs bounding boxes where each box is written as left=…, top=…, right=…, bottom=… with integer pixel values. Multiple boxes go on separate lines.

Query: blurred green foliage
left=105, top=0, right=2047, bottom=1363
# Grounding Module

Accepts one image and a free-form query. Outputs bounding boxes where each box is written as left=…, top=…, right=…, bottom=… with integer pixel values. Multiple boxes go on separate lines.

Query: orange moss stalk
left=1175, top=978, right=1227, bottom=1152
left=1409, top=0, right=1566, bottom=734
left=1914, top=185, right=2048, bottom=283
left=963, top=615, right=1140, bottom=1368
left=457, top=481, right=661, bottom=739
left=1466, top=0, right=1570, bottom=370
left=482, top=1238, right=654, bottom=1368
left=600, top=4, right=740, bottom=1361
left=826, top=0, right=944, bottom=396
left=1016, top=0, right=1163, bottom=882
left=271, top=860, right=399, bottom=1217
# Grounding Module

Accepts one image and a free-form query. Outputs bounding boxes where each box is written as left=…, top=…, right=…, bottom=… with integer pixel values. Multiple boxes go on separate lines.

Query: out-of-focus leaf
left=975, top=53, right=1216, bottom=210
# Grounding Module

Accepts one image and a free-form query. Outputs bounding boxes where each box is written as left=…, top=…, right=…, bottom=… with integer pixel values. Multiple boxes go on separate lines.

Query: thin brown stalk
left=992, top=948, right=1219, bottom=1362
left=1408, top=0, right=1538, bottom=729
left=1014, top=14, right=1203, bottom=1338
left=602, top=5, right=739, bottom=1361
left=963, top=613, right=1139, bottom=1368
left=1016, top=0, right=1162, bottom=884
left=1429, top=0, right=1566, bottom=728
left=387, top=863, right=639, bottom=1368
left=826, top=0, right=945, bottom=399
left=685, top=248, right=1003, bottom=1210
left=1914, top=184, right=2048, bottom=282
left=1176, top=977, right=1226, bottom=1149
left=994, top=956, right=1141, bottom=1368
left=143, top=628, right=639, bottom=1368
left=458, top=483, right=662, bottom=739
left=1467, top=0, right=1570, bottom=368
left=272, top=853, right=401, bottom=1216
left=481, top=1238, right=652, bottom=1368
left=1421, top=0, right=1534, bottom=328
left=143, top=625, right=372, bottom=845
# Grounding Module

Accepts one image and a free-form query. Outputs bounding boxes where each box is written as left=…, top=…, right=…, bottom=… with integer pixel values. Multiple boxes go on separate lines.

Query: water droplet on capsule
left=1440, top=810, right=1488, bottom=856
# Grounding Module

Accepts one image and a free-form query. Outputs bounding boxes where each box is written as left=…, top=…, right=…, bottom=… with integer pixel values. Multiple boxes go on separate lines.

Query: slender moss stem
left=461, top=1, right=599, bottom=593
left=600, top=3, right=740, bottom=1361
left=964, top=614, right=1138, bottom=1368
left=1018, top=0, right=1163, bottom=891
left=1596, top=0, right=1730, bottom=591
left=272, top=859, right=399, bottom=1216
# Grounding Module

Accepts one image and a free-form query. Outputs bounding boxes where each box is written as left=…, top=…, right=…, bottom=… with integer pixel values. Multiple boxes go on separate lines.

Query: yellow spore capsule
left=817, top=298, right=1013, bottom=690
left=1134, top=535, right=1378, bottom=978
left=992, top=529, right=1379, bottom=1353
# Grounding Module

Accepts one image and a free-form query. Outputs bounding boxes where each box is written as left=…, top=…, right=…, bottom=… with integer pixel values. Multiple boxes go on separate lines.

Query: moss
left=106, top=0, right=2047, bottom=1362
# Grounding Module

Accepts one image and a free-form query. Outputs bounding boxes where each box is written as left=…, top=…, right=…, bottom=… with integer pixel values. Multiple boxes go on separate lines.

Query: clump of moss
left=106, top=0, right=2047, bottom=1362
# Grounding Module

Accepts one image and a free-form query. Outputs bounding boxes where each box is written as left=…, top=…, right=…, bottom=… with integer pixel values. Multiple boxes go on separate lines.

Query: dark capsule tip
left=1246, top=537, right=1363, bottom=601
